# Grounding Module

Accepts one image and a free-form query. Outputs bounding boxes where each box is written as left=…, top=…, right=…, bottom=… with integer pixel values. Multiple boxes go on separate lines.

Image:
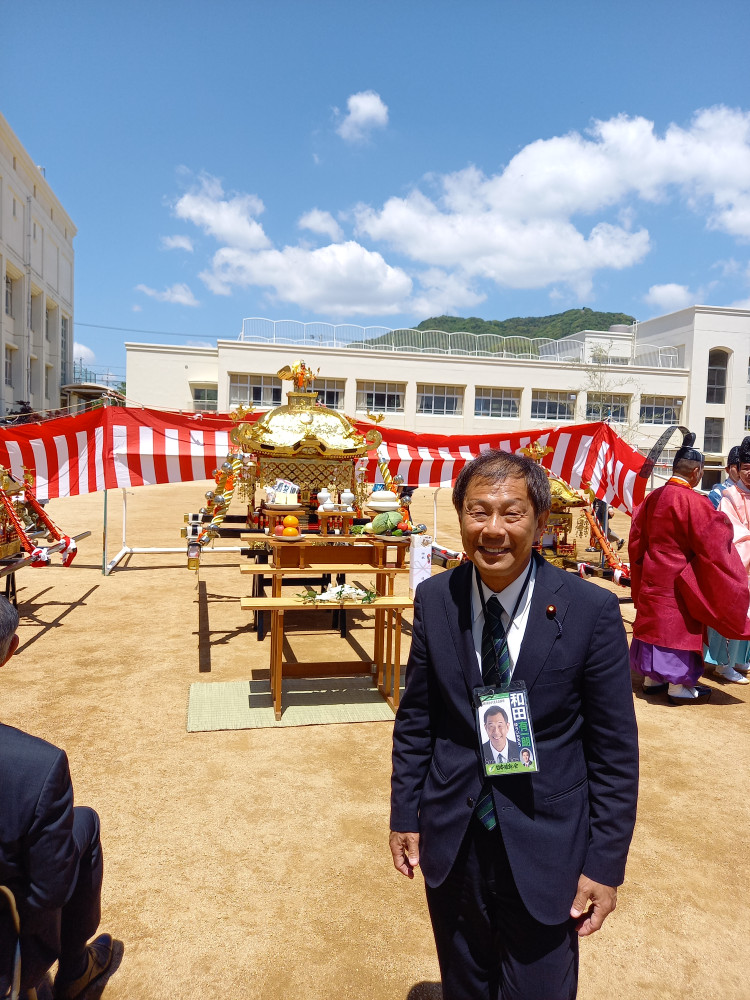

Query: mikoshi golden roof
left=230, top=390, right=382, bottom=459
left=518, top=441, right=592, bottom=511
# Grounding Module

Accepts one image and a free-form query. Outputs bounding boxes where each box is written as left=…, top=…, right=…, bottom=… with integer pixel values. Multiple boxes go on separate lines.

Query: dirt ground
left=1, top=485, right=748, bottom=999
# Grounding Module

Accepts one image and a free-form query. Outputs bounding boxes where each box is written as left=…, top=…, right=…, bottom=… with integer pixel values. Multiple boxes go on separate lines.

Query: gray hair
left=0, top=598, right=19, bottom=662
left=453, top=450, right=552, bottom=518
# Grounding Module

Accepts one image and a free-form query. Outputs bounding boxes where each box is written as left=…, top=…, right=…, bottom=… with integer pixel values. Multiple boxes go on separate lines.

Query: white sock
left=668, top=683, right=699, bottom=698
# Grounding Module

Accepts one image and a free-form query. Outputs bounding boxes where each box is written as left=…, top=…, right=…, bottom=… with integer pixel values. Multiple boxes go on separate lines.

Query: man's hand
left=569, top=875, right=617, bottom=936
left=389, top=831, right=420, bottom=878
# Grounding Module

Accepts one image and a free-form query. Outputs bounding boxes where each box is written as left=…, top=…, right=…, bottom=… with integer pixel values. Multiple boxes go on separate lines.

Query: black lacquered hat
left=674, top=431, right=702, bottom=464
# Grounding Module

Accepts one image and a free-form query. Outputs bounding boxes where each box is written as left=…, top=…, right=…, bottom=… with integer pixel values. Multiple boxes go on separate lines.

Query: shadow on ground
left=406, top=983, right=442, bottom=1000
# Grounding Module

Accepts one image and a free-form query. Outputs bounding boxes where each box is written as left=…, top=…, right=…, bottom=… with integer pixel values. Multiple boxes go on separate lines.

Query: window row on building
left=192, top=374, right=685, bottom=426
left=2, top=343, right=56, bottom=400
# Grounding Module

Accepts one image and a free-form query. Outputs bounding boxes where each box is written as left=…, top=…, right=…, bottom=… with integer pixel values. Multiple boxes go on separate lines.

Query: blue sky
left=3, top=0, right=750, bottom=380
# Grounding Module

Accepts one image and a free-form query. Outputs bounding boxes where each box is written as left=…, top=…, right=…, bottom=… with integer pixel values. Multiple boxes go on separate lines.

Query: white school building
left=125, top=305, right=750, bottom=489
left=0, top=112, right=76, bottom=415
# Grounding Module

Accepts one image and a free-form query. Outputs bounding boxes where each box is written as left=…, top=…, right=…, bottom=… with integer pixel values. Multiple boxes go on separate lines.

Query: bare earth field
left=1, top=485, right=748, bottom=999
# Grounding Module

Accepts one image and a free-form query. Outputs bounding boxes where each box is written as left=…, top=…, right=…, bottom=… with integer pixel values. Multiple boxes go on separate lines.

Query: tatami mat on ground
left=187, top=676, right=399, bottom=730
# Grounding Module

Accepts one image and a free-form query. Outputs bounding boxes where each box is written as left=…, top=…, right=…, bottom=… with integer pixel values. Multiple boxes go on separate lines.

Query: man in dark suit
left=0, top=598, right=114, bottom=999
left=480, top=705, right=520, bottom=765
left=390, top=451, right=638, bottom=1000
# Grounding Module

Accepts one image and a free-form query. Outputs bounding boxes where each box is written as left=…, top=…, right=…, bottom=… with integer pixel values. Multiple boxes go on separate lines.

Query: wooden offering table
left=241, top=535, right=410, bottom=641
left=264, top=534, right=408, bottom=568
left=240, top=594, right=412, bottom=720
left=240, top=561, right=409, bottom=598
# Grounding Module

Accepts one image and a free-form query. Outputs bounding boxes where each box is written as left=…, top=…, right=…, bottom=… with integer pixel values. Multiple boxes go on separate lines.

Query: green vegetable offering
left=371, top=510, right=403, bottom=534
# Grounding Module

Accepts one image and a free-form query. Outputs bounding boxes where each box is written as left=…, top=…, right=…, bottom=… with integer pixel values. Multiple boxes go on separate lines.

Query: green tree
left=416, top=308, right=635, bottom=342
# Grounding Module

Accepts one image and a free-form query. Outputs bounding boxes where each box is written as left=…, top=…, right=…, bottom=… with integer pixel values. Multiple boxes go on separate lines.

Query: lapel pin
left=546, top=604, right=563, bottom=638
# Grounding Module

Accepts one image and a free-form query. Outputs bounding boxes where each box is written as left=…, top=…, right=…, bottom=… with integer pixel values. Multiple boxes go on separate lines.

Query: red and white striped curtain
left=0, top=408, right=244, bottom=500
left=366, top=422, right=647, bottom=513
left=0, top=408, right=647, bottom=513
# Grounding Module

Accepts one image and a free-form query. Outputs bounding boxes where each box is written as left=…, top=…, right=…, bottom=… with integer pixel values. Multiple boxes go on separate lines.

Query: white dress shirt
left=486, top=741, right=512, bottom=764
left=470, top=557, right=537, bottom=681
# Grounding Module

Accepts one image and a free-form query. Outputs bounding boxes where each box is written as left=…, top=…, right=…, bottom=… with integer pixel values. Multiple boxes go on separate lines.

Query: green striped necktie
left=476, top=594, right=509, bottom=830
left=482, top=594, right=510, bottom=687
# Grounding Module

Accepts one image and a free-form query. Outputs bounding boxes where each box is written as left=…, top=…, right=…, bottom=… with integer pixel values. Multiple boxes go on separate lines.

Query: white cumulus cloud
left=161, top=235, right=194, bottom=252
left=200, top=241, right=413, bottom=316
left=298, top=209, right=344, bottom=242
left=136, top=282, right=200, bottom=307
left=408, top=269, right=486, bottom=318
left=354, top=106, right=750, bottom=297
left=73, top=343, right=95, bottom=364
left=643, top=283, right=695, bottom=312
left=174, top=174, right=270, bottom=250
left=164, top=107, right=750, bottom=317
left=335, top=90, right=389, bottom=143
left=356, top=184, right=649, bottom=299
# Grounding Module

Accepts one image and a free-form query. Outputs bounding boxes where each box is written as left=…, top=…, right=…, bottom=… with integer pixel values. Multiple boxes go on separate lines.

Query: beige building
left=0, top=112, right=76, bottom=415
left=125, top=306, right=750, bottom=489
left=631, top=305, right=750, bottom=478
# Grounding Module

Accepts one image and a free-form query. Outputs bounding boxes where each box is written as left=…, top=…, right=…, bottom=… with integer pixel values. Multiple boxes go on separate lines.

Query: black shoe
left=54, top=934, right=113, bottom=999
left=667, top=683, right=712, bottom=705
left=617, top=539, right=625, bottom=551
left=642, top=681, right=668, bottom=695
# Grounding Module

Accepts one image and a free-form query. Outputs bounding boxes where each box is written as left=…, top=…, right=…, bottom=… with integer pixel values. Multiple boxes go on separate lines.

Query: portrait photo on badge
left=475, top=686, right=539, bottom=775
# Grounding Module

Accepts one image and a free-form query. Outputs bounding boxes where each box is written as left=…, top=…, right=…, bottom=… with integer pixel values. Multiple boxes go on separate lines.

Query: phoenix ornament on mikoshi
left=276, top=360, right=319, bottom=392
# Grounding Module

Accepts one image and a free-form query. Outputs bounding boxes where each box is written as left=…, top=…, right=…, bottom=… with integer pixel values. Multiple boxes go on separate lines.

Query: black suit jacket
left=481, top=740, right=521, bottom=764
left=391, top=554, right=639, bottom=925
left=0, top=724, right=78, bottom=979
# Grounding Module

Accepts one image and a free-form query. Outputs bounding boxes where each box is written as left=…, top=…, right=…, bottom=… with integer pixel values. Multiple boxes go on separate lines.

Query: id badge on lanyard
left=473, top=682, right=539, bottom=775
left=472, top=564, right=539, bottom=775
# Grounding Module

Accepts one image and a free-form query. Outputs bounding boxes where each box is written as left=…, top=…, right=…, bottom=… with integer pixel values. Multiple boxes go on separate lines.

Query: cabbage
left=372, top=510, right=403, bottom=533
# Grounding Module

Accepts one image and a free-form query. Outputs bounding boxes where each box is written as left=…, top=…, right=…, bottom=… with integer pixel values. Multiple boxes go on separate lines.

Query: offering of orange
left=282, top=514, right=299, bottom=527
left=282, top=525, right=299, bottom=536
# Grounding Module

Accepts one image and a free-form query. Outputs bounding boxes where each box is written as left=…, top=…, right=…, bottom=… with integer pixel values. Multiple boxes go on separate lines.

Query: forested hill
left=416, top=308, right=635, bottom=340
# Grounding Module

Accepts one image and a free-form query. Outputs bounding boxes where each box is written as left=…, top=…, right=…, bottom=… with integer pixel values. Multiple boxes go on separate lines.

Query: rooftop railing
left=238, top=318, right=682, bottom=368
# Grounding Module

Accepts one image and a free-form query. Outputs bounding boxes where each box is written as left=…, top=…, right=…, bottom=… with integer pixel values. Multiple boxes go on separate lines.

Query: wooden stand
left=259, top=535, right=408, bottom=570
left=240, top=562, right=409, bottom=598
left=240, top=594, right=412, bottom=720
left=315, top=510, right=356, bottom=536
left=242, top=535, right=410, bottom=641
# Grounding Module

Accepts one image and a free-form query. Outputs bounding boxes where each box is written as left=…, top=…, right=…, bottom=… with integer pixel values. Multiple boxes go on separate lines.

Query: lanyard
left=475, top=559, right=534, bottom=683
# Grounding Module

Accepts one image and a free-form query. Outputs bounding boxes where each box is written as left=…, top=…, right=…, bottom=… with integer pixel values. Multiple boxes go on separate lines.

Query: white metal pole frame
left=101, top=488, right=108, bottom=575
left=432, top=486, right=447, bottom=542
left=103, top=488, right=247, bottom=576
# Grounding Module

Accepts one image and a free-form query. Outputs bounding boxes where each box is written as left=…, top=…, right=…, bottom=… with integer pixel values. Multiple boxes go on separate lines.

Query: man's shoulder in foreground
left=0, top=722, right=65, bottom=777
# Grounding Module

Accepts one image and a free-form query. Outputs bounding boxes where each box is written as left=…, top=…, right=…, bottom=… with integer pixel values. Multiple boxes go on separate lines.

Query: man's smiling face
left=485, top=711, right=510, bottom=751
left=459, top=474, right=548, bottom=592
